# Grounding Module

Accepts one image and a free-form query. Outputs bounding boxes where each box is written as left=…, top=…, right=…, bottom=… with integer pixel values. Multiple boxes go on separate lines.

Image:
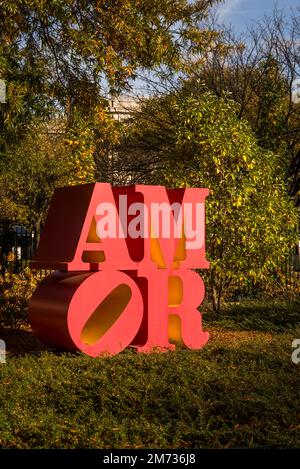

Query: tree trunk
left=212, top=286, right=218, bottom=312
left=211, top=283, right=223, bottom=313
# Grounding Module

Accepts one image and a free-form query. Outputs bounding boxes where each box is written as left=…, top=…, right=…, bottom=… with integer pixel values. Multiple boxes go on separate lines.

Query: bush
left=0, top=268, right=38, bottom=328
left=120, top=90, right=298, bottom=311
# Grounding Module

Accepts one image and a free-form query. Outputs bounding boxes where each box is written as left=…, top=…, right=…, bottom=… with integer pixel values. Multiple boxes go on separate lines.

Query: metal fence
left=0, top=224, right=38, bottom=274
left=230, top=256, right=300, bottom=300
left=0, top=223, right=300, bottom=295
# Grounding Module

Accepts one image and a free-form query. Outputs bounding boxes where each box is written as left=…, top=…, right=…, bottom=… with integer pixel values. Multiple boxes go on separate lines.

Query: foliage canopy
left=119, top=89, right=298, bottom=310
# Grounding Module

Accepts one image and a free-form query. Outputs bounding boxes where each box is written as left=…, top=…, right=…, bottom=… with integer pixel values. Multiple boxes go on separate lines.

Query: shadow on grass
left=1, top=297, right=299, bottom=358
left=0, top=326, right=54, bottom=356
left=203, top=298, right=300, bottom=333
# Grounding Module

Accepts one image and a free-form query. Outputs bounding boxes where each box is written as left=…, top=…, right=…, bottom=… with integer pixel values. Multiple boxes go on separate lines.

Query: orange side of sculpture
left=29, top=183, right=210, bottom=356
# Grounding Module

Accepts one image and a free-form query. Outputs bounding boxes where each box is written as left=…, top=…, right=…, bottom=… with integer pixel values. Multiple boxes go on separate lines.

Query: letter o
left=29, top=271, right=144, bottom=356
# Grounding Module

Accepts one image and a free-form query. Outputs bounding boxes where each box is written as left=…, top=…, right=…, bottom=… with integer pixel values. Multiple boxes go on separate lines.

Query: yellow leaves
left=6, top=252, right=15, bottom=262
left=268, top=205, right=275, bottom=215
left=97, top=107, right=111, bottom=125
left=212, top=155, right=221, bottom=166
left=65, top=124, right=96, bottom=185
left=231, top=129, right=239, bottom=141
left=234, top=196, right=243, bottom=208
left=66, top=139, right=80, bottom=146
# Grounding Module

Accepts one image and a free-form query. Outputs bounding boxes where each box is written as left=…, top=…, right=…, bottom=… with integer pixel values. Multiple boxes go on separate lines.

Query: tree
left=187, top=10, right=300, bottom=203
left=0, top=0, right=219, bottom=127
left=117, top=89, right=298, bottom=311
left=0, top=122, right=71, bottom=235
left=0, top=0, right=220, bottom=191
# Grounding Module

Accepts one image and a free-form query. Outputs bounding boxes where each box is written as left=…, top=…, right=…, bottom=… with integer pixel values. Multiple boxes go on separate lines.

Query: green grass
left=204, top=297, right=300, bottom=332
left=0, top=299, right=300, bottom=449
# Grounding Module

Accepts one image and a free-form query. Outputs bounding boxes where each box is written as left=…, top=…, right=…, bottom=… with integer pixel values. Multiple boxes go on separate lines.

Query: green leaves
left=0, top=0, right=218, bottom=103
left=173, top=92, right=297, bottom=307
left=0, top=0, right=220, bottom=223
left=120, top=87, right=298, bottom=310
left=0, top=122, right=71, bottom=228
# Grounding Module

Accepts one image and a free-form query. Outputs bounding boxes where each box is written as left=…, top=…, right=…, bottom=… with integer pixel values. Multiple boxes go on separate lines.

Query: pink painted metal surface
left=29, top=183, right=210, bottom=356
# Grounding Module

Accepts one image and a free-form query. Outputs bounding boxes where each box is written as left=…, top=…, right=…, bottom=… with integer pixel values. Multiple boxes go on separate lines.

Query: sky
left=216, top=0, right=299, bottom=33
left=215, top=0, right=300, bottom=101
left=131, top=0, right=300, bottom=97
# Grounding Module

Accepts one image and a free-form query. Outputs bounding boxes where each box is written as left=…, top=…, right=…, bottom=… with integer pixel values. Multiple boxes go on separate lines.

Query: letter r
left=132, top=269, right=208, bottom=352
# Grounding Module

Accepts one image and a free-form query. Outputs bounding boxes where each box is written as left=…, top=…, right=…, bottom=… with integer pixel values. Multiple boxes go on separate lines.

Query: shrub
left=0, top=268, right=38, bottom=328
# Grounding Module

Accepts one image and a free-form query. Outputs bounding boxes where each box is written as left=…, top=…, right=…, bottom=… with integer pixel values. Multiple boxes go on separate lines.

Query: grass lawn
left=0, top=299, right=300, bottom=449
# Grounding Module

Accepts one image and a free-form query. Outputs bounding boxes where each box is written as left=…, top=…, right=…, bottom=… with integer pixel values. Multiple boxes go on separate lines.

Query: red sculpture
left=29, top=183, right=210, bottom=356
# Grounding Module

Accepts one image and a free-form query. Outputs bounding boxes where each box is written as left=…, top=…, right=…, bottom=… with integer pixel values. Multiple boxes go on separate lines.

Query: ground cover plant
left=0, top=298, right=299, bottom=449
